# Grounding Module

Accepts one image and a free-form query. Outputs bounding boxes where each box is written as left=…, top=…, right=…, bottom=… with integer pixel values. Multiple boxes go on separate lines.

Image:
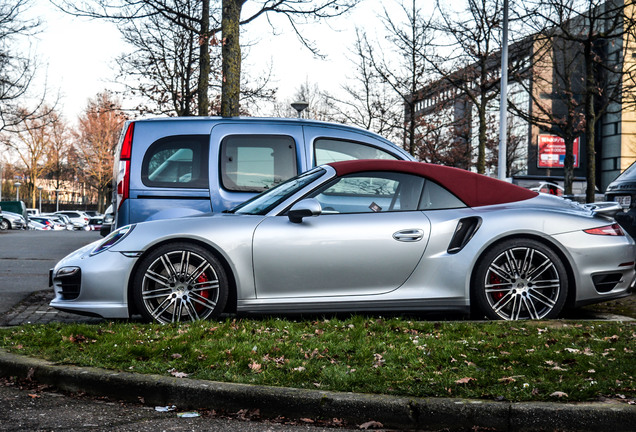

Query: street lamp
left=55, top=189, right=60, bottom=212
left=291, top=101, right=309, bottom=118
left=14, top=182, right=21, bottom=201
left=38, top=186, right=43, bottom=213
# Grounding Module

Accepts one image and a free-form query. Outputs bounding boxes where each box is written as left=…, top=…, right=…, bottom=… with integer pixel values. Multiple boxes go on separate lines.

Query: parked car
left=0, top=211, right=27, bottom=230
left=605, top=161, right=636, bottom=238
left=0, top=201, right=28, bottom=221
left=28, top=219, right=51, bottom=230
left=54, top=211, right=90, bottom=230
left=26, top=208, right=40, bottom=216
left=84, top=210, right=102, bottom=218
left=87, top=216, right=103, bottom=231
left=43, top=213, right=74, bottom=230
left=106, top=117, right=414, bottom=235
left=50, top=160, right=635, bottom=323
left=30, top=216, right=66, bottom=230
left=100, top=205, right=114, bottom=237
left=513, top=176, right=603, bottom=203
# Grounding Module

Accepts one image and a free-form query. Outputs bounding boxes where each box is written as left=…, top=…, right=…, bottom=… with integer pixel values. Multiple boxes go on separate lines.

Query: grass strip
left=0, top=317, right=633, bottom=402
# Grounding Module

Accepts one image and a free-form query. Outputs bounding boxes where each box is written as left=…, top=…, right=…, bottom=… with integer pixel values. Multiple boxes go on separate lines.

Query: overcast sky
left=29, top=0, right=385, bottom=122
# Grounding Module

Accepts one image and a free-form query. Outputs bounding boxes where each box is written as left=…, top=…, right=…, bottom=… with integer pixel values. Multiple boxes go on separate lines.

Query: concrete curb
left=0, top=350, right=634, bottom=431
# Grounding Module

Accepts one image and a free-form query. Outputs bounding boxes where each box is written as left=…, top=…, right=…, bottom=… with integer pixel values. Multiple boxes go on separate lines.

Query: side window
left=308, top=172, right=425, bottom=214
left=221, top=135, right=297, bottom=192
left=418, top=181, right=466, bottom=210
left=314, top=138, right=399, bottom=165
left=142, top=135, right=209, bottom=188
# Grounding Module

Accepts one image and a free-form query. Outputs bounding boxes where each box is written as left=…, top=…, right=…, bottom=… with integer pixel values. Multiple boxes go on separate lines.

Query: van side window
left=141, top=135, right=209, bottom=188
left=221, top=135, right=297, bottom=192
left=314, top=138, right=399, bottom=165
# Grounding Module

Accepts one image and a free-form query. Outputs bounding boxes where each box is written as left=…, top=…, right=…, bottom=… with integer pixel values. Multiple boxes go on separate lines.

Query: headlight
left=91, top=224, right=135, bottom=255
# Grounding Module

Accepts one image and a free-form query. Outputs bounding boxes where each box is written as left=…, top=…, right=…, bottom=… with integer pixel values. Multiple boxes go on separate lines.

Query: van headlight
left=91, top=225, right=135, bottom=255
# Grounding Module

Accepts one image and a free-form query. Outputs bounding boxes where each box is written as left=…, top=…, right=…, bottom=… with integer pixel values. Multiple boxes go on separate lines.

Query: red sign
left=538, top=135, right=579, bottom=168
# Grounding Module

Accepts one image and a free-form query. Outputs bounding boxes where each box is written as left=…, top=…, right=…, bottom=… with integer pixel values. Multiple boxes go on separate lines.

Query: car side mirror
left=288, top=199, right=322, bottom=224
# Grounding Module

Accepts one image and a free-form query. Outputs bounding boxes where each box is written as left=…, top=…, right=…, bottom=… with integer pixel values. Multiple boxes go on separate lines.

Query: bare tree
left=75, top=92, right=127, bottom=212
left=422, top=0, right=521, bottom=174
left=54, top=0, right=355, bottom=117
left=354, top=0, right=433, bottom=156
left=526, top=0, right=636, bottom=201
left=44, top=110, right=73, bottom=207
left=326, top=29, right=404, bottom=143
left=1, top=105, right=56, bottom=207
left=116, top=2, right=211, bottom=116
left=0, top=0, right=42, bottom=132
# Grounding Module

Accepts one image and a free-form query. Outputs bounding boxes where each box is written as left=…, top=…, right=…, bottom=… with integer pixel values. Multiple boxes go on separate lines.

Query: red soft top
left=328, top=160, right=538, bottom=208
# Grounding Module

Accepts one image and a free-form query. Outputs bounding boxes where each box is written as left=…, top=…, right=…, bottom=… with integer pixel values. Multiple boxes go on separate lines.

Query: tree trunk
left=198, top=0, right=210, bottom=116
left=563, top=136, right=574, bottom=196
left=221, top=0, right=242, bottom=117
left=584, top=43, right=596, bottom=203
left=477, top=104, right=487, bottom=174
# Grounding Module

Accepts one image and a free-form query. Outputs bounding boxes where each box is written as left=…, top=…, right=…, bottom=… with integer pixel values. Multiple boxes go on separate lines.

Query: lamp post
left=55, top=189, right=60, bottom=212
left=291, top=101, right=309, bottom=118
left=497, top=0, right=509, bottom=180
left=14, top=182, right=21, bottom=201
left=38, top=186, right=43, bottom=213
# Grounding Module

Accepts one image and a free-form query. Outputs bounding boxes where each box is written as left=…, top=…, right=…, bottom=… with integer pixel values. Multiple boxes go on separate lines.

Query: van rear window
left=220, top=135, right=297, bottom=192
left=141, top=135, right=209, bottom=188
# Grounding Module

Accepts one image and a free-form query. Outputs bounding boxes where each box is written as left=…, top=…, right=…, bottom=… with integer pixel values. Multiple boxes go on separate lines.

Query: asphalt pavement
left=0, top=229, right=635, bottom=431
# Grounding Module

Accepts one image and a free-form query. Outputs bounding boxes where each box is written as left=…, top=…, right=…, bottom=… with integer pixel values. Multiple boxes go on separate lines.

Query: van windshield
left=233, top=168, right=326, bottom=215
left=613, top=162, right=636, bottom=182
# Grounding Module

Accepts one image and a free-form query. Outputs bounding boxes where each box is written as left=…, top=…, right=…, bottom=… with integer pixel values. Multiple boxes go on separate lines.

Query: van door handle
left=392, top=229, right=424, bottom=242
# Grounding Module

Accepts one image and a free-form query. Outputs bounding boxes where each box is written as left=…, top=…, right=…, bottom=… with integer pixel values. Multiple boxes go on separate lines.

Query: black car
left=605, top=162, right=636, bottom=238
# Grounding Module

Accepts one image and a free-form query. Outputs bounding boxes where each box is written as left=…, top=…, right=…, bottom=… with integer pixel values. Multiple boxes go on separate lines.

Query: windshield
left=233, top=167, right=326, bottom=215
left=613, top=162, right=636, bottom=182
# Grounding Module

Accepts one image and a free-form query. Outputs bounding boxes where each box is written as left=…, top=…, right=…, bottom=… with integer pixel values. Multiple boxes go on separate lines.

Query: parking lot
left=0, top=230, right=102, bottom=324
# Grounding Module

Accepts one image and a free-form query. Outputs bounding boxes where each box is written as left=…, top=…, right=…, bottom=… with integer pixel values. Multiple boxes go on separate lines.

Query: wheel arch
left=469, top=233, right=577, bottom=313
left=126, top=238, right=238, bottom=318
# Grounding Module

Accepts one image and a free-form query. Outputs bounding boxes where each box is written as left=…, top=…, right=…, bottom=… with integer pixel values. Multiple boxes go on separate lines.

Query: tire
left=0, top=219, right=8, bottom=230
left=472, top=239, right=568, bottom=320
left=133, top=243, right=229, bottom=323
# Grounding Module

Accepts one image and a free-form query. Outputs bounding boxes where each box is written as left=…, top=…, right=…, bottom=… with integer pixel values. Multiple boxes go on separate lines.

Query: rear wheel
left=133, top=243, right=228, bottom=323
left=473, top=239, right=568, bottom=320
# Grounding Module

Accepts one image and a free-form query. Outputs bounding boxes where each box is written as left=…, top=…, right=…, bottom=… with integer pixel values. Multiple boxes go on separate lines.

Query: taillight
left=584, top=223, right=624, bottom=236
left=116, top=123, right=134, bottom=211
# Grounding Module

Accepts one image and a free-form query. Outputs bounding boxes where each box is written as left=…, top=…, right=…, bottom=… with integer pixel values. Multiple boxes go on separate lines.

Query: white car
left=54, top=211, right=90, bottom=230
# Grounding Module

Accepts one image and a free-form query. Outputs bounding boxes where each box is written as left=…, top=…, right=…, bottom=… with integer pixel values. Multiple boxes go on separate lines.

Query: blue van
left=110, top=117, right=414, bottom=230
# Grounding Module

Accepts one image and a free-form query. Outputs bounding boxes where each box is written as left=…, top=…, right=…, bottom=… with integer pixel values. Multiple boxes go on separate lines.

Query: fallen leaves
left=455, top=377, right=476, bottom=385
left=549, top=391, right=569, bottom=398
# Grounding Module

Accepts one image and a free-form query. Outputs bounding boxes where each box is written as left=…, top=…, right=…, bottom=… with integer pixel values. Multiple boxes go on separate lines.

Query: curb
left=0, top=350, right=634, bottom=431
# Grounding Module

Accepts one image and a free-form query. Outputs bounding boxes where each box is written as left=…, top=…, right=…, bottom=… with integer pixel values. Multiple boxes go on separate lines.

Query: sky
left=27, top=0, right=386, bottom=122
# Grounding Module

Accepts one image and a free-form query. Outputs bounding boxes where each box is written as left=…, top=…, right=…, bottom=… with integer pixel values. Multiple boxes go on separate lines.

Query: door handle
left=393, top=229, right=424, bottom=242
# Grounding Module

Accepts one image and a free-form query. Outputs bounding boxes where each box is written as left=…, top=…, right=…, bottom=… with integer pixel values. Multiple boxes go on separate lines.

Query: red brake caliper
left=194, top=273, right=210, bottom=312
left=489, top=273, right=505, bottom=301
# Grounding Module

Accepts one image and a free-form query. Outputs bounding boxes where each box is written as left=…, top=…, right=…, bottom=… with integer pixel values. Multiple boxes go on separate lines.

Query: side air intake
left=447, top=217, right=482, bottom=254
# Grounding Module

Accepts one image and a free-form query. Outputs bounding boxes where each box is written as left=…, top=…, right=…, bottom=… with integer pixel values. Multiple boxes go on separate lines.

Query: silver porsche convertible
left=50, top=160, right=635, bottom=323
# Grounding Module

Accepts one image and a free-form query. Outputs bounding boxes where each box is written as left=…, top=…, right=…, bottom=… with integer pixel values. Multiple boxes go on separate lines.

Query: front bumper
left=49, top=243, right=137, bottom=319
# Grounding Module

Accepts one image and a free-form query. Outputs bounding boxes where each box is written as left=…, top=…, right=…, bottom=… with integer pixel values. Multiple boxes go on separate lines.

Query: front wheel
left=133, top=243, right=229, bottom=323
left=472, top=239, right=568, bottom=320
left=0, top=219, right=8, bottom=230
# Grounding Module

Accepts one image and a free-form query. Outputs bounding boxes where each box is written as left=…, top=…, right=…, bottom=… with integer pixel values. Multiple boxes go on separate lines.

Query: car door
left=252, top=171, right=431, bottom=298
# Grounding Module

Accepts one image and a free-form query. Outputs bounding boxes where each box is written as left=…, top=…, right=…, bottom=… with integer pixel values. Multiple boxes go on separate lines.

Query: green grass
left=0, top=317, right=634, bottom=402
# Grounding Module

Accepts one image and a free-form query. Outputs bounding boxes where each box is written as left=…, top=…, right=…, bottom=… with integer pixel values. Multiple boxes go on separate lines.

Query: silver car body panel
left=50, top=164, right=636, bottom=318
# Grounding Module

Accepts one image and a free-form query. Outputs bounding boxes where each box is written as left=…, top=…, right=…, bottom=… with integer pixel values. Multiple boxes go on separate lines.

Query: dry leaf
left=359, top=420, right=384, bottom=429
left=455, top=377, right=476, bottom=385
left=550, top=391, right=568, bottom=398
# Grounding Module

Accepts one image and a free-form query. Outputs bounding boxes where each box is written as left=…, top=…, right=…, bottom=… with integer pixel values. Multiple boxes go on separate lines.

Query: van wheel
left=472, top=239, right=568, bottom=320
left=133, top=243, right=228, bottom=323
